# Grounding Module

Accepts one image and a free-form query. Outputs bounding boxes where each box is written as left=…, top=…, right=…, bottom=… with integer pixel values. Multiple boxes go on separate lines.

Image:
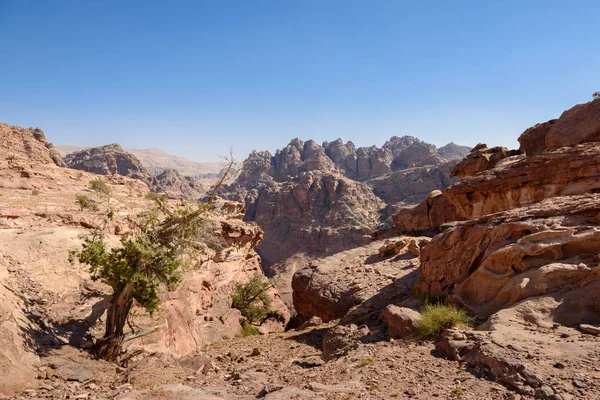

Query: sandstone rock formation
left=392, top=190, right=463, bottom=233
left=150, top=168, right=205, bottom=200
left=418, top=194, right=600, bottom=320
left=450, top=143, right=519, bottom=179
left=0, top=125, right=288, bottom=395
left=225, top=137, right=469, bottom=266
left=444, top=143, right=600, bottom=219
left=0, top=122, right=66, bottom=167
left=518, top=98, right=600, bottom=155
left=65, top=143, right=152, bottom=182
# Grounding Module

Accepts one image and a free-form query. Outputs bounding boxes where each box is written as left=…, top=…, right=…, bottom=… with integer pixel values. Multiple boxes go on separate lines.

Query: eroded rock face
left=150, top=168, right=205, bottom=200
left=0, top=122, right=65, bottom=167
left=516, top=99, right=600, bottom=155
left=450, top=144, right=518, bottom=179
left=225, top=137, right=469, bottom=266
left=292, top=239, right=422, bottom=323
left=418, top=194, right=600, bottom=319
left=444, top=143, right=600, bottom=219
left=545, top=98, right=600, bottom=151
left=65, top=144, right=151, bottom=182
left=393, top=190, right=463, bottom=233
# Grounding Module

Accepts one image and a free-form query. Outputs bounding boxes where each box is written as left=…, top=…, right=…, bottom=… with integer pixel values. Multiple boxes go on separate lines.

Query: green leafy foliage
left=76, top=194, right=99, bottom=211
left=418, top=302, right=471, bottom=339
left=70, top=233, right=182, bottom=314
left=232, top=274, right=284, bottom=326
left=237, top=321, right=260, bottom=337
left=70, top=197, right=218, bottom=316
left=89, top=179, right=112, bottom=196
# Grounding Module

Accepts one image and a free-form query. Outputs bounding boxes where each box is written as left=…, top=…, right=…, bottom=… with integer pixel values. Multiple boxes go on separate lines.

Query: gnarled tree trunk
left=94, top=283, right=133, bottom=361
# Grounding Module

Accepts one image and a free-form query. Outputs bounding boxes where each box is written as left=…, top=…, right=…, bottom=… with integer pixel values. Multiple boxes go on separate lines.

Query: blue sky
left=1, top=1, right=598, bottom=162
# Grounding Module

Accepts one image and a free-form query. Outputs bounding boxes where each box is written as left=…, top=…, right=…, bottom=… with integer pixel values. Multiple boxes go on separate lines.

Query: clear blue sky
left=1, top=1, right=598, bottom=162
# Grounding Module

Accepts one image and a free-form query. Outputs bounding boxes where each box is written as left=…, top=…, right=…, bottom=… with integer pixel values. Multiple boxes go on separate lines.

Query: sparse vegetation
left=418, top=302, right=471, bottom=339
left=451, top=385, right=465, bottom=396
left=237, top=321, right=260, bottom=337
left=357, top=357, right=374, bottom=367
left=367, top=384, right=379, bottom=391
left=76, top=194, right=99, bottom=211
left=594, top=91, right=600, bottom=100
left=32, top=189, right=40, bottom=196
left=69, top=196, right=220, bottom=361
left=88, top=179, right=111, bottom=197
left=231, top=274, right=285, bottom=327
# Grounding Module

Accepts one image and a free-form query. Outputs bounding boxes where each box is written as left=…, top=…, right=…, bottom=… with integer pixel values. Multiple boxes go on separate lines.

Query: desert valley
left=1, top=97, right=600, bottom=400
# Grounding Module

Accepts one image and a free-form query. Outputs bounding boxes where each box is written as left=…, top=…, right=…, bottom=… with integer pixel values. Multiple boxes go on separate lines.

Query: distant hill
left=57, top=145, right=222, bottom=177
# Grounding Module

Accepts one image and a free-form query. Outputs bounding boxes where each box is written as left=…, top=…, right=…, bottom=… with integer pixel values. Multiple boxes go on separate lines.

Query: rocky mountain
left=64, top=144, right=207, bottom=200
left=65, top=143, right=152, bottom=182
left=223, top=136, right=469, bottom=268
left=1, top=122, right=66, bottom=167
left=288, top=98, right=600, bottom=399
left=58, top=145, right=222, bottom=178
left=0, top=130, right=288, bottom=396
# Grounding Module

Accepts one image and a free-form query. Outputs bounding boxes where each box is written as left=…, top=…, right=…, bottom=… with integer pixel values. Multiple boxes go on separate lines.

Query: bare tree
left=208, top=147, right=237, bottom=205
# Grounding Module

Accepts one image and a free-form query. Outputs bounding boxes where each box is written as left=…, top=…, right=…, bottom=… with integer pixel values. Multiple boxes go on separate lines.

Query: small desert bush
left=357, top=357, right=374, bottom=367
left=89, top=179, right=111, bottom=196
left=418, top=302, right=471, bottom=339
left=232, top=274, right=285, bottom=326
left=32, top=189, right=40, bottom=196
left=238, top=321, right=260, bottom=337
left=76, top=194, right=98, bottom=211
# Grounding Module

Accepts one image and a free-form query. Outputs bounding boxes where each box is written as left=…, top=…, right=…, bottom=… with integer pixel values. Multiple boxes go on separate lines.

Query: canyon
left=1, top=98, right=600, bottom=400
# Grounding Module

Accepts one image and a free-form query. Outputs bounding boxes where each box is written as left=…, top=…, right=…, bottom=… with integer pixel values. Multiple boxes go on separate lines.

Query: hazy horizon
left=1, top=0, right=598, bottom=162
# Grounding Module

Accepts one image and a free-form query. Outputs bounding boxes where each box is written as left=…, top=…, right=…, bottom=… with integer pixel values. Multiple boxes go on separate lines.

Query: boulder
left=393, top=190, right=463, bottom=233
left=382, top=305, right=421, bottom=338
left=518, top=120, right=556, bottom=156
left=545, top=98, right=600, bottom=151
left=444, top=143, right=600, bottom=219
left=450, top=144, right=518, bottom=179
left=418, top=194, right=600, bottom=319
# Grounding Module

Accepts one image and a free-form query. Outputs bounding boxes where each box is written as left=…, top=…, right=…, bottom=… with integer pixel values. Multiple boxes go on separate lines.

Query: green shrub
left=76, top=194, right=98, bottom=211
left=89, top=179, right=111, bottom=196
left=418, top=302, right=471, bottom=339
left=237, top=321, right=260, bottom=337
left=232, top=274, right=285, bottom=326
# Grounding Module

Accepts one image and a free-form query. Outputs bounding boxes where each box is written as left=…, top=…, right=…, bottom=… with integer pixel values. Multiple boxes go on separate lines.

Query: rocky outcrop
left=545, top=98, right=600, bottom=151
left=450, top=143, right=518, bottom=179
left=65, top=144, right=151, bottom=182
left=292, top=239, right=422, bottom=323
left=150, top=168, right=205, bottom=200
left=225, top=137, right=469, bottom=266
left=418, top=194, right=600, bottom=319
left=392, top=190, right=463, bottom=233
left=443, top=143, right=600, bottom=220
left=517, top=99, right=600, bottom=155
left=0, top=149, right=288, bottom=395
left=0, top=122, right=65, bottom=167
left=518, top=120, right=556, bottom=156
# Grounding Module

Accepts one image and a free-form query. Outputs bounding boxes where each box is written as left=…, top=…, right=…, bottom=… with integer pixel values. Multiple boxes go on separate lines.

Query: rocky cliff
left=0, top=122, right=66, bottom=167
left=0, top=125, right=288, bottom=396
left=224, top=136, right=469, bottom=267
left=65, top=144, right=152, bottom=182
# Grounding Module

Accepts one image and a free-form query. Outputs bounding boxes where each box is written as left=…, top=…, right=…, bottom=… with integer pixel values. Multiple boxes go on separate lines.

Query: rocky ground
left=8, top=322, right=517, bottom=400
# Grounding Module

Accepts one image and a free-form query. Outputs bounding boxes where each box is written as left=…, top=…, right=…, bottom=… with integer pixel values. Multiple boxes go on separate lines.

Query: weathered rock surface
left=0, top=122, right=65, bottom=167
left=292, top=238, right=423, bottom=324
left=419, top=194, right=600, bottom=320
left=150, top=168, right=206, bottom=200
left=382, top=305, right=421, bottom=338
left=225, top=137, right=468, bottom=266
left=545, top=98, right=600, bottom=151
left=450, top=143, right=518, bottom=179
left=393, top=190, right=463, bottom=233
left=516, top=98, right=600, bottom=155
left=0, top=130, right=288, bottom=395
left=444, top=143, right=600, bottom=219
